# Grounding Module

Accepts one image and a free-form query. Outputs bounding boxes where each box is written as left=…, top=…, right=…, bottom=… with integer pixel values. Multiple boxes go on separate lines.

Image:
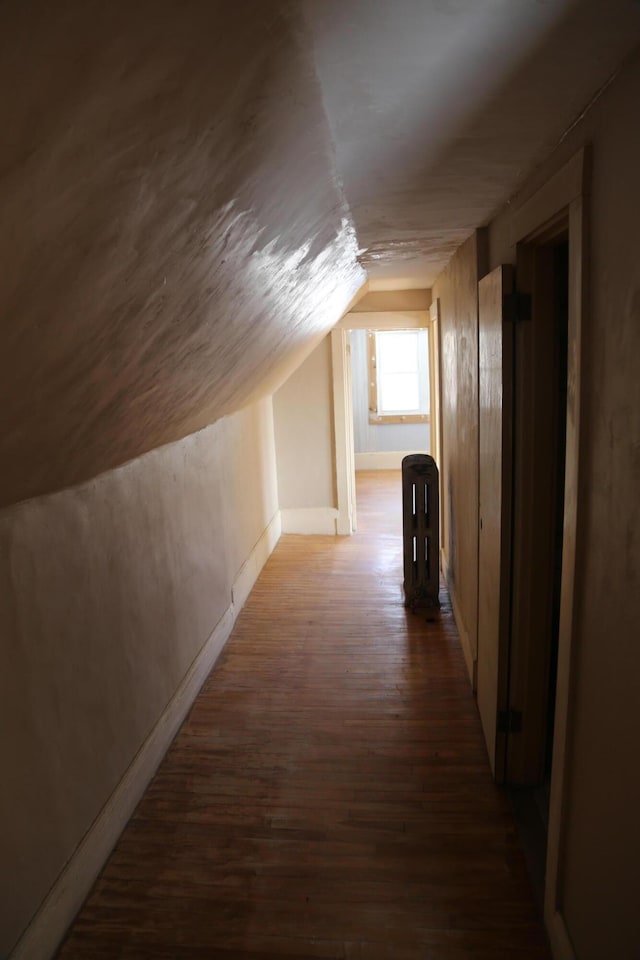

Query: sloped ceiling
left=307, top=0, right=640, bottom=285
left=1, top=0, right=639, bottom=507
left=0, top=0, right=364, bottom=508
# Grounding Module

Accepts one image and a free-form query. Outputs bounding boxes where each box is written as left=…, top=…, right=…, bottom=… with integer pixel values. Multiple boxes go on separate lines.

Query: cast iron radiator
left=402, top=453, right=440, bottom=608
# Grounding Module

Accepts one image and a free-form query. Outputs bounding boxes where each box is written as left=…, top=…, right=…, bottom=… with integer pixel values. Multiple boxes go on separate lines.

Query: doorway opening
left=331, top=311, right=437, bottom=537
left=507, top=228, right=570, bottom=910
left=352, top=326, right=431, bottom=527
left=475, top=150, right=588, bottom=954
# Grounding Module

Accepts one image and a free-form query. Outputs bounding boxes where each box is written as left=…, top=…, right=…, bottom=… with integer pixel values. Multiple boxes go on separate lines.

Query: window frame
left=367, top=328, right=431, bottom=425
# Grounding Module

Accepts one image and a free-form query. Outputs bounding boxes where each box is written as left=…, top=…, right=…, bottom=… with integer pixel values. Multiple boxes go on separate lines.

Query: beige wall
left=488, top=52, right=640, bottom=960
left=350, top=289, right=432, bottom=312
left=0, top=398, right=278, bottom=957
left=432, top=231, right=487, bottom=682
left=273, top=336, right=337, bottom=514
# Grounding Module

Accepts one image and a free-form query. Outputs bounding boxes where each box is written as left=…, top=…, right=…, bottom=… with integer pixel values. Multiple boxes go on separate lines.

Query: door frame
left=429, top=298, right=445, bottom=553
left=331, top=328, right=357, bottom=535
left=332, top=310, right=432, bottom=534
left=507, top=220, right=569, bottom=787
left=508, top=148, right=589, bottom=960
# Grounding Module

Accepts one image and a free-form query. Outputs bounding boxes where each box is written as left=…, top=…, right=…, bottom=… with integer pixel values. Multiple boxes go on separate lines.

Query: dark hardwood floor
left=56, top=471, right=549, bottom=959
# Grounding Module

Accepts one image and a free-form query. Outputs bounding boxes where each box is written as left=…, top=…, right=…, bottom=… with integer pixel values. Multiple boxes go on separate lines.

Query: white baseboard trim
left=355, top=450, right=428, bottom=471
left=232, top=510, right=281, bottom=610
left=9, top=512, right=281, bottom=960
left=441, top=550, right=477, bottom=690
left=280, top=507, right=338, bottom=535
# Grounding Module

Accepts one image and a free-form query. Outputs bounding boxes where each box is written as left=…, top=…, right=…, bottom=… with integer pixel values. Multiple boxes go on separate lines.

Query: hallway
left=56, top=472, right=548, bottom=959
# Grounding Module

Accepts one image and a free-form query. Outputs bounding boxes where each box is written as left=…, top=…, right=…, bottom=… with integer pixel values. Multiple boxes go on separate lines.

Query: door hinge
left=497, top=708, right=523, bottom=734
left=503, top=292, right=531, bottom=324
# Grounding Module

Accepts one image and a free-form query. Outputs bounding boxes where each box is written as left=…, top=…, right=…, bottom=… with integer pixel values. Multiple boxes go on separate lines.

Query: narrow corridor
left=57, top=472, right=548, bottom=959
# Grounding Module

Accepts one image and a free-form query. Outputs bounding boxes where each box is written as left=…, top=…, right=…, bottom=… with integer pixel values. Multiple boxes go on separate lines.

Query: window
left=368, top=329, right=430, bottom=423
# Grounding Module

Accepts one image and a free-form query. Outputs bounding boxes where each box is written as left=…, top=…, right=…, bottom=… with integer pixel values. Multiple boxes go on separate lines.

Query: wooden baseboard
left=9, top=511, right=281, bottom=960
left=280, top=507, right=338, bottom=535
left=355, top=450, right=428, bottom=471
left=441, top=550, right=476, bottom=690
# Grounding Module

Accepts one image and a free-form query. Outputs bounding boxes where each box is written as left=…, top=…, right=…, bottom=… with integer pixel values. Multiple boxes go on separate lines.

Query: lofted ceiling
left=1, top=0, right=639, bottom=507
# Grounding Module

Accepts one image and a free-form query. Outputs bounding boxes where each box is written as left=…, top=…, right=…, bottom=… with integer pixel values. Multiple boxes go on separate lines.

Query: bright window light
left=370, top=329, right=430, bottom=421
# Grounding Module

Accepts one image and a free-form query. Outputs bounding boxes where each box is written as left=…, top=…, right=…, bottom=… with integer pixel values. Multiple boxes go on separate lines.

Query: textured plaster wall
left=432, top=231, right=486, bottom=678
left=0, top=3, right=360, bottom=949
left=489, top=51, right=640, bottom=960
left=273, top=336, right=336, bottom=511
left=0, top=0, right=363, bottom=509
left=0, top=398, right=278, bottom=956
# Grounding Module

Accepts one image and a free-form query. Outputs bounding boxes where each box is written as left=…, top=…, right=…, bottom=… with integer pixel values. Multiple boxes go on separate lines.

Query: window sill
left=368, top=413, right=430, bottom=425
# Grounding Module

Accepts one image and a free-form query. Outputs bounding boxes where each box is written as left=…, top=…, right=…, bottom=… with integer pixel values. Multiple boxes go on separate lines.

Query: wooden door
left=477, top=265, right=514, bottom=780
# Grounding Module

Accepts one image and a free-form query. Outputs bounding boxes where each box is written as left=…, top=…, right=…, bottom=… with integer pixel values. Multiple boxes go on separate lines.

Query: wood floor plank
left=56, top=471, right=548, bottom=959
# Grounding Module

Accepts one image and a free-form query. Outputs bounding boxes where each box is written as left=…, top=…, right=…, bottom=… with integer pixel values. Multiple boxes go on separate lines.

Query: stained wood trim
left=544, top=191, right=587, bottom=940
left=9, top=510, right=281, bottom=960
left=476, top=264, right=515, bottom=783
left=505, top=147, right=588, bottom=947
left=511, top=149, right=585, bottom=244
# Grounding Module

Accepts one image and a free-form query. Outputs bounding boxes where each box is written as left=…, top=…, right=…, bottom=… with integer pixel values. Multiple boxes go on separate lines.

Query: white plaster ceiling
left=2, top=0, right=640, bottom=505
left=306, top=0, right=640, bottom=284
